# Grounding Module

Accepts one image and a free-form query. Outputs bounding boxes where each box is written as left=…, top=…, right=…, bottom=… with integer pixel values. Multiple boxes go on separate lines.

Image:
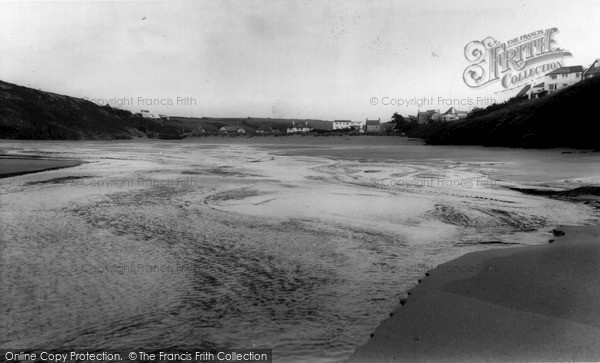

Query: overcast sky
left=1, top=0, right=599, bottom=121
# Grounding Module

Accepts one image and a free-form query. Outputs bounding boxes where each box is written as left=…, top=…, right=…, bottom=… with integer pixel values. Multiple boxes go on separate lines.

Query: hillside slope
left=425, top=77, right=600, bottom=149
left=0, top=80, right=146, bottom=139
left=0, top=80, right=335, bottom=139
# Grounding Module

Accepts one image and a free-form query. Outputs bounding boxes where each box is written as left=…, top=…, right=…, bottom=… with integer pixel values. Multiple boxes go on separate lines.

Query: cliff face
left=424, top=77, right=600, bottom=149
left=0, top=80, right=140, bottom=140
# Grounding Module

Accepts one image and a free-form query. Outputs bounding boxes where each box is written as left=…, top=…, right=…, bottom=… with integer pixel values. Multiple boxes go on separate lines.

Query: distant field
left=0, top=157, right=83, bottom=178
left=167, top=116, right=334, bottom=132
left=176, top=134, right=415, bottom=146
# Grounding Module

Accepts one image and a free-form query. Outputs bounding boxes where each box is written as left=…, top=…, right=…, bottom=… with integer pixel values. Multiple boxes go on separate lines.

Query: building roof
left=515, top=85, right=530, bottom=98
left=333, top=120, right=351, bottom=123
left=546, top=65, right=584, bottom=76
left=442, top=107, right=460, bottom=115
left=221, top=126, right=241, bottom=132
left=256, top=125, right=274, bottom=132
left=583, top=59, right=600, bottom=76
left=290, top=121, right=310, bottom=127
left=366, top=120, right=380, bottom=126
left=418, top=110, right=436, bottom=117
left=442, top=107, right=468, bottom=116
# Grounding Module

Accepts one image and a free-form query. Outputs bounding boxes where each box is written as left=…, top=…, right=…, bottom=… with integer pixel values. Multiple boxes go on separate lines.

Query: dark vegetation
left=0, top=80, right=185, bottom=140
left=395, top=77, right=600, bottom=149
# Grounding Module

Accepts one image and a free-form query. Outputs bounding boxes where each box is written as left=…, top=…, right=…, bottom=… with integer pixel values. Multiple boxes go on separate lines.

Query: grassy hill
left=422, top=77, right=600, bottom=149
left=0, top=80, right=335, bottom=139
left=0, top=80, right=140, bottom=139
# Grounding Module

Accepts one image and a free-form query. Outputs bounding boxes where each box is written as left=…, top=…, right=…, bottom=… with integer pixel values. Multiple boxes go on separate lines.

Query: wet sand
left=0, top=156, right=83, bottom=178
left=1, top=139, right=599, bottom=362
left=348, top=224, right=600, bottom=362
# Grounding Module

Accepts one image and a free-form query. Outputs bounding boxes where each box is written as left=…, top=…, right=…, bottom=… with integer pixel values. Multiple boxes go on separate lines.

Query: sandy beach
left=349, top=224, right=600, bottom=362
left=1, top=138, right=599, bottom=362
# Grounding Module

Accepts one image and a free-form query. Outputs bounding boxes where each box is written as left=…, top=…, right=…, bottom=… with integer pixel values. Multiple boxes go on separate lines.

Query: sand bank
left=348, top=225, right=600, bottom=362
left=0, top=156, right=83, bottom=178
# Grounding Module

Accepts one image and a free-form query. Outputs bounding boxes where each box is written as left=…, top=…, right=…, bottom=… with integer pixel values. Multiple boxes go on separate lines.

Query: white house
left=332, top=120, right=352, bottom=130
left=526, top=82, right=546, bottom=99
left=350, top=121, right=363, bottom=131
left=287, top=121, right=313, bottom=133
left=140, top=110, right=161, bottom=119
left=516, top=65, right=583, bottom=99
left=544, top=65, right=583, bottom=93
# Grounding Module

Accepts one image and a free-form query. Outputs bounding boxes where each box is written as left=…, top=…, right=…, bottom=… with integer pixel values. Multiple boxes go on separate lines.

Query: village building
left=365, top=118, right=381, bottom=132
left=380, top=123, right=395, bottom=132
left=220, top=126, right=245, bottom=134
left=582, top=59, right=600, bottom=80
left=287, top=121, right=313, bottom=133
left=545, top=66, right=583, bottom=93
left=350, top=121, right=363, bottom=130
left=515, top=82, right=543, bottom=99
left=517, top=65, right=583, bottom=99
left=191, top=128, right=205, bottom=136
left=441, top=107, right=468, bottom=121
left=332, top=120, right=352, bottom=130
left=417, top=110, right=438, bottom=124
left=140, top=110, right=160, bottom=119
left=255, top=125, right=275, bottom=134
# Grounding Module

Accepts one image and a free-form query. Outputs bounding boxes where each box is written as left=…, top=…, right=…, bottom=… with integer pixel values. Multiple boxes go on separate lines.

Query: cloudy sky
left=1, top=0, right=599, bottom=121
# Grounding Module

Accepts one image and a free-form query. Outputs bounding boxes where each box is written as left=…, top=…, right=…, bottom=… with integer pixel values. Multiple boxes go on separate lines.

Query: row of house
left=216, top=125, right=279, bottom=134
left=219, top=126, right=246, bottom=134
left=414, top=59, right=600, bottom=125
left=215, top=119, right=385, bottom=134
left=516, top=59, right=600, bottom=99
left=285, top=119, right=383, bottom=133
left=145, top=60, right=600, bottom=133
left=331, top=118, right=382, bottom=132
left=217, top=123, right=312, bottom=134
left=415, top=59, right=600, bottom=124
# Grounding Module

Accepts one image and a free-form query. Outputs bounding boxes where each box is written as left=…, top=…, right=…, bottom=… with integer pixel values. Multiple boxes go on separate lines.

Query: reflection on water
left=1, top=140, right=598, bottom=362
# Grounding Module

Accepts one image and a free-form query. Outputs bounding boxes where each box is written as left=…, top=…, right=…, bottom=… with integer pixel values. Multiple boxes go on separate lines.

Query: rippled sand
left=1, top=139, right=598, bottom=362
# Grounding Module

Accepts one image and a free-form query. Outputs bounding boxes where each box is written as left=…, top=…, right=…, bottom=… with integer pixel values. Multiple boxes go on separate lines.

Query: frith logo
left=463, top=28, right=572, bottom=89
